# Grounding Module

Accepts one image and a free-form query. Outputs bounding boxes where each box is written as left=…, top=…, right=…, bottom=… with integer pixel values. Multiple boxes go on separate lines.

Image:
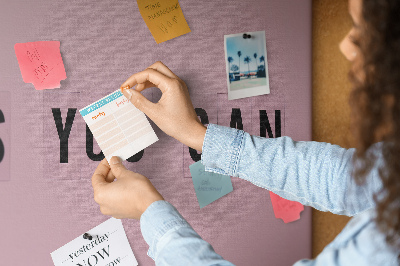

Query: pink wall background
left=0, top=0, right=312, bottom=265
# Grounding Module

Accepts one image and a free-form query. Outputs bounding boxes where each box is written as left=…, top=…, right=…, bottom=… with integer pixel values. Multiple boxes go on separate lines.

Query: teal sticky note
left=189, top=161, right=233, bottom=208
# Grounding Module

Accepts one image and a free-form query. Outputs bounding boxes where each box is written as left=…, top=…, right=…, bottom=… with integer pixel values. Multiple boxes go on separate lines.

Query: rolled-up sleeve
left=201, top=124, right=383, bottom=216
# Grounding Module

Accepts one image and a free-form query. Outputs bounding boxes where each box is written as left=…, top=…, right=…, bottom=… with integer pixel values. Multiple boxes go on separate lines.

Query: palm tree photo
left=225, top=31, right=268, bottom=94
left=228, top=56, right=234, bottom=73
left=260, top=55, right=265, bottom=71
left=237, top=51, right=242, bottom=76
left=244, top=56, right=251, bottom=77
left=253, top=53, right=258, bottom=74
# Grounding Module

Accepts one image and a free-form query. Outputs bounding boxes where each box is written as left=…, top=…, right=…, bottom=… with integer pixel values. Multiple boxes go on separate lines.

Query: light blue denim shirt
left=140, top=124, right=399, bottom=265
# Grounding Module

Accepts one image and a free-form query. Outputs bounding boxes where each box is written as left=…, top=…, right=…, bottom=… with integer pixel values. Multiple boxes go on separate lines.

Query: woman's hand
left=120, top=61, right=207, bottom=152
left=91, top=157, right=164, bottom=220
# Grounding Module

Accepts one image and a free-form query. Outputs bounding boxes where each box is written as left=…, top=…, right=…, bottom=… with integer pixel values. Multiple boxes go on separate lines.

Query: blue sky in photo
left=226, top=32, right=266, bottom=73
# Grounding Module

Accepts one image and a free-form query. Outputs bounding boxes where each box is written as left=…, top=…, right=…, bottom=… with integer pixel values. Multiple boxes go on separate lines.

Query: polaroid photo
left=224, top=31, right=270, bottom=100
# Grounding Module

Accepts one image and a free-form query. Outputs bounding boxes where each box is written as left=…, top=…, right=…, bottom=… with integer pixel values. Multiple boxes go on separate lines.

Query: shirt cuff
left=140, top=200, right=191, bottom=260
left=201, top=123, right=245, bottom=176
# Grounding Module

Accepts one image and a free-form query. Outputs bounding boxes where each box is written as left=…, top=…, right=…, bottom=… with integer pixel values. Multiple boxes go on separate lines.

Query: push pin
left=243, top=33, right=252, bottom=39
left=83, top=233, right=95, bottom=240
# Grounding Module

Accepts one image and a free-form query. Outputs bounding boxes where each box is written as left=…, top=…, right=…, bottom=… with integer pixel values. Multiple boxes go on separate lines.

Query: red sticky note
left=14, top=41, right=66, bottom=90
left=269, top=191, right=304, bottom=223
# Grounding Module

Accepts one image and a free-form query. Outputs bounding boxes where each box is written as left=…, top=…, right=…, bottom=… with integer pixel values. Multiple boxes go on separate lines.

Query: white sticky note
left=80, top=89, right=158, bottom=162
left=51, top=218, right=138, bottom=266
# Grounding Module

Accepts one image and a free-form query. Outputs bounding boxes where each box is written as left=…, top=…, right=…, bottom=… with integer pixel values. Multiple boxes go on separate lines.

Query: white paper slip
left=51, top=218, right=138, bottom=266
left=80, top=89, right=158, bottom=162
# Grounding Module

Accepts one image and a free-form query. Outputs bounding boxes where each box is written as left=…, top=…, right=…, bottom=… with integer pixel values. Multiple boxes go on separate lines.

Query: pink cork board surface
left=0, top=0, right=311, bottom=265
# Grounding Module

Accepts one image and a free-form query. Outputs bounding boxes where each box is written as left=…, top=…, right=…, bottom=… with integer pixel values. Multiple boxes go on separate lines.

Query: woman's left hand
left=91, top=157, right=164, bottom=219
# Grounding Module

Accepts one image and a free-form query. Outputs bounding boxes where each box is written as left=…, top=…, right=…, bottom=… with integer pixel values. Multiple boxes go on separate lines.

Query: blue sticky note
left=189, top=161, right=233, bottom=208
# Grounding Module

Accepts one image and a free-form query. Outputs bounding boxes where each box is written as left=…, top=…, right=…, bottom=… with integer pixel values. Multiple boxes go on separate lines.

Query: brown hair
left=349, top=0, right=400, bottom=253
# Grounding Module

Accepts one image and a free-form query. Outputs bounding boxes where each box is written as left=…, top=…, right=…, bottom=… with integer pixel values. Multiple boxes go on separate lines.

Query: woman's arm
left=118, top=62, right=382, bottom=217
left=202, top=124, right=383, bottom=216
left=141, top=200, right=235, bottom=266
left=91, top=158, right=235, bottom=265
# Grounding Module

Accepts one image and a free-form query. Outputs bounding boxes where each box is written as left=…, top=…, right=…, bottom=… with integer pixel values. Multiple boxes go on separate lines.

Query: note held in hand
left=80, top=89, right=158, bottom=163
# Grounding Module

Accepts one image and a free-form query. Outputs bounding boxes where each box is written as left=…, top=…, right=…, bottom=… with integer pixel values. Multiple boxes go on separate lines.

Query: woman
left=91, top=0, right=400, bottom=264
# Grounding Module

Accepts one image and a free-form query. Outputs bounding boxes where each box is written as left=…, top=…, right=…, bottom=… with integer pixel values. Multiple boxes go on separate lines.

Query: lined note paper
left=80, top=89, right=158, bottom=162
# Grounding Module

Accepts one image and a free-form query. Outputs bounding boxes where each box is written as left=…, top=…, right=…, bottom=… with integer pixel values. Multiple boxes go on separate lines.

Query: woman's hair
left=349, top=0, right=400, bottom=252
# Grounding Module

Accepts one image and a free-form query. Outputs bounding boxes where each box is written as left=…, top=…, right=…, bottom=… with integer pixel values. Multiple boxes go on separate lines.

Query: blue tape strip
left=80, top=91, right=123, bottom=116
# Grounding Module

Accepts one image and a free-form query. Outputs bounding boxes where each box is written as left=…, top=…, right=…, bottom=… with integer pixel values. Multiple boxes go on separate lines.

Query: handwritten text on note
left=14, top=41, right=66, bottom=90
left=269, top=191, right=304, bottom=223
left=137, top=0, right=191, bottom=44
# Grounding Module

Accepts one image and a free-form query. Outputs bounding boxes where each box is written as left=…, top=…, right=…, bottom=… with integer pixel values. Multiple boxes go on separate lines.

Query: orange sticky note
left=269, top=191, right=304, bottom=223
left=14, top=41, right=66, bottom=90
left=137, top=0, right=191, bottom=44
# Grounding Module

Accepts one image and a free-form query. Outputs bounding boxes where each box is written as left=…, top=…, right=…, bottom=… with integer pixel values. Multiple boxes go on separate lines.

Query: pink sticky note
left=14, top=41, right=66, bottom=90
left=269, top=191, right=304, bottom=223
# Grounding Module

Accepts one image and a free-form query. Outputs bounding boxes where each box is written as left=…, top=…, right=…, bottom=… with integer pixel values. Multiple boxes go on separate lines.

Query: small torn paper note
left=14, top=41, right=66, bottom=90
left=51, top=218, right=138, bottom=266
left=189, top=161, right=233, bottom=208
left=136, top=0, right=191, bottom=44
left=269, top=191, right=304, bottom=223
left=79, top=89, right=158, bottom=163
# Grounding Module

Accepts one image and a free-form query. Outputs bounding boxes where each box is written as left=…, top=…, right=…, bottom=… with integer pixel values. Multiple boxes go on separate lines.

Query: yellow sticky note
left=137, top=0, right=191, bottom=44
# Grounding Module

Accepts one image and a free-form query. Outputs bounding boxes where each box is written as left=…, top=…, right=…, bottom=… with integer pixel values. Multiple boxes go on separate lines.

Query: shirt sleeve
left=293, top=210, right=400, bottom=266
left=140, top=200, right=236, bottom=266
left=201, top=124, right=384, bottom=216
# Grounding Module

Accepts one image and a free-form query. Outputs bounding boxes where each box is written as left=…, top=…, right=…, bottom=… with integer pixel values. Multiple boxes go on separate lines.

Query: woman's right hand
left=120, top=61, right=207, bottom=152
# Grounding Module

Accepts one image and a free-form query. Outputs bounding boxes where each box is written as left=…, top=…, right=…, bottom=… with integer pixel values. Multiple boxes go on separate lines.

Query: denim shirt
left=140, top=124, right=399, bottom=265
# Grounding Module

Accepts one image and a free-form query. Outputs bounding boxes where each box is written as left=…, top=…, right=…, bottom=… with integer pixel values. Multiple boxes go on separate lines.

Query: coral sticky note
left=269, top=191, right=304, bottom=223
left=137, top=0, right=191, bottom=44
left=14, top=41, right=66, bottom=90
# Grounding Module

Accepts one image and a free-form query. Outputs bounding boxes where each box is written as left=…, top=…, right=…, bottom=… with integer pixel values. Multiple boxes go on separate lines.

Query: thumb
left=122, top=88, right=155, bottom=116
left=109, top=156, right=128, bottom=178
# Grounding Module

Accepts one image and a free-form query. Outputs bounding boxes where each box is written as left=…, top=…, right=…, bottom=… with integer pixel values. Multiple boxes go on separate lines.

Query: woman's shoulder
left=320, top=209, right=399, bottom=265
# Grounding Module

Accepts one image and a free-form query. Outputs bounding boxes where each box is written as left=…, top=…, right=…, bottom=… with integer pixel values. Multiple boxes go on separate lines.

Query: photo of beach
left=224, top=31, right=270, bottom=100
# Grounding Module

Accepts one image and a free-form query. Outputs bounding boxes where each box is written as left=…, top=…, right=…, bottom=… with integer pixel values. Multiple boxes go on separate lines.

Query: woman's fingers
left=120, top=68, right=174, bottom=94
left=105, top=168, right=116, bottom=183
left=135, top=81, right=156, bottom=92
left=121, top=88, right=158, bottom=119
left=147, top=61, right=178, bottom=79
left=91, top=159, right=110, bottom=189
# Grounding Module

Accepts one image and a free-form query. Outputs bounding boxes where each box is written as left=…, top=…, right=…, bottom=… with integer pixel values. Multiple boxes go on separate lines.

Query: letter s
left=0, top=109, right=4, bottom=163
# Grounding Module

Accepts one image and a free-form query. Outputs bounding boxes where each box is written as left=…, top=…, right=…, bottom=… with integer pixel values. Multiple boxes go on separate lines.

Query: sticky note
left=137, top=0, right=191, bottom=44
left=14, top=41, right=66, bottom=90
left=51, top=218, right=138, bottom=266
left=79, top=89, right=158, bottom=162
left=189, top=161, right=233, bottom=208
left=269, top=191, right=304, bottom=223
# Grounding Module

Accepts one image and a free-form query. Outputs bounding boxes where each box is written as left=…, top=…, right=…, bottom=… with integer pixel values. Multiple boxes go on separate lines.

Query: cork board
left=312, top=0, right=353, bottom=258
